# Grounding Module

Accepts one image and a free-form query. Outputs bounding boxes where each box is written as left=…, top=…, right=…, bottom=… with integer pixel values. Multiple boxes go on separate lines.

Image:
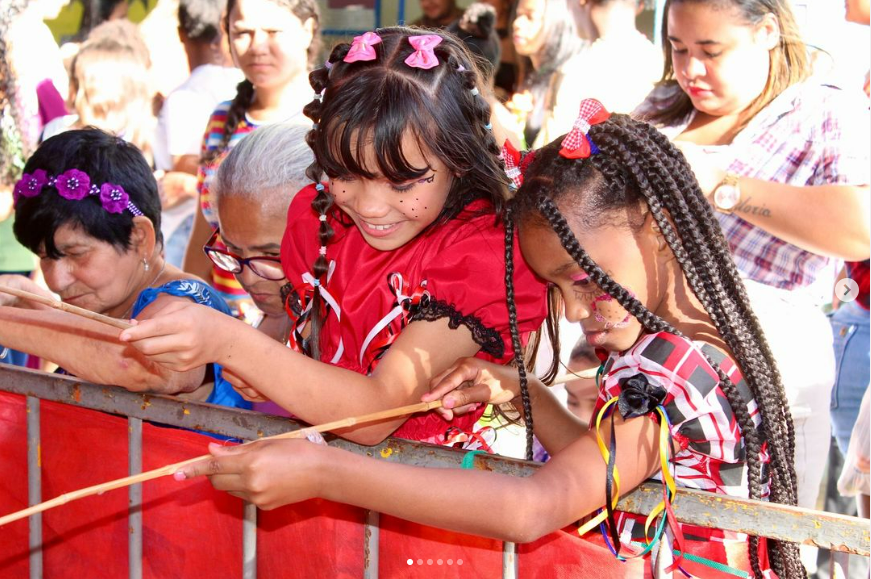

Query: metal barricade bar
left=1, top=364, right=868, bottom=561
left=26, top=395, right=42, bottom=579
left=128, top=417, right=143, bottom=579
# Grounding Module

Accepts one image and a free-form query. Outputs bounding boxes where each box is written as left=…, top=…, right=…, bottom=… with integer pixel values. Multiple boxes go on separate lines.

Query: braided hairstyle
left=0, top=0, right=32, bottom=190
left=508, top=114, right=803, bottom=577
left=301, top=26, right=509, bottom=362
left=201, top=0, right=321, bottom=164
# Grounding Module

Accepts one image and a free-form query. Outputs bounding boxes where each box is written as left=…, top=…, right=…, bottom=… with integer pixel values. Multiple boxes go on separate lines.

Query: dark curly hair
left=506, top=114, right=803, bottom=577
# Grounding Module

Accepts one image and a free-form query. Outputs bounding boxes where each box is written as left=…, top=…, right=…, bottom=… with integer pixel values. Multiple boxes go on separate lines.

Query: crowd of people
left=0, top=0, right=868, bottom=576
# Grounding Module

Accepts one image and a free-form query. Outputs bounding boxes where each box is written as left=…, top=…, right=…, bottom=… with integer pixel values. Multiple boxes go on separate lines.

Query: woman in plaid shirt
left=635, top=0, right=871, bottom=513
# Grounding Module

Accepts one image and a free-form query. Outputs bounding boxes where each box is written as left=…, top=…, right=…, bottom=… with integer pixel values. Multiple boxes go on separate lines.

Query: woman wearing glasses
left=206, top=124, right=312, bottom=347
left=202, top=124, right=313, bottom=412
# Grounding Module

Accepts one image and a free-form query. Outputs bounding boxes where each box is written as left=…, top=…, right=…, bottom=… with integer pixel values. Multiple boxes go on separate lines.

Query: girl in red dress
left=169, top=102, right=803, bottom=578
left=122, top=27, right=547, bottom=448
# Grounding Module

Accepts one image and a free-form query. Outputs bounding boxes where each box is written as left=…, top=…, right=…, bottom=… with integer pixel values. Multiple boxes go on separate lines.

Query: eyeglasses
left=203, top=228, right=285, bottom=281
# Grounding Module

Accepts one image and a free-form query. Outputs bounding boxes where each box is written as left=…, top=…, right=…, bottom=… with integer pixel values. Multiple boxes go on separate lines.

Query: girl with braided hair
left=122, top=27, right=547, bottom=448
left=635, top=0, right=870, bottom=514
left=181, top=0, right=320, bottom=313
left=164, top=102, right=803, bottom=578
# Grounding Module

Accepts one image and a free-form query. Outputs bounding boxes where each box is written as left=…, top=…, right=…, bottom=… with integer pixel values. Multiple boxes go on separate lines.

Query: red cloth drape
left=0, top=392, right=626, bottom=578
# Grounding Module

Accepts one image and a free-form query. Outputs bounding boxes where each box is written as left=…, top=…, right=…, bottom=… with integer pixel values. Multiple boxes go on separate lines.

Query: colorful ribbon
left=577, top=391, right=684, bottom=571
left=284, top=260, right=344, bottom=364
left=500, top=140, right=537, bottom=190
left=501, top=141, right=523, bottom=189
left=359, top=273, right=429, bottom=373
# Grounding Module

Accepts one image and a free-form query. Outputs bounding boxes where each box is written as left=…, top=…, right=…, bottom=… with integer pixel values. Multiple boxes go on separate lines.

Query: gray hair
left=213, top=123, right=315, bottom=215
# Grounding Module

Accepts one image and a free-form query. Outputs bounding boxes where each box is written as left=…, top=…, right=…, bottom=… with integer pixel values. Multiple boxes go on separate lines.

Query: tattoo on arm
left=734, top=196, right=772, bottom=218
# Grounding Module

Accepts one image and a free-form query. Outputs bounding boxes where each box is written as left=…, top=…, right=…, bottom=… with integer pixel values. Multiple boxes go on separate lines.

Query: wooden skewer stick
left=550, top=368, right=599, bottom=384
left=0, top=399, right=443, bottom=527
left=0, top=285, right=132, bottom=330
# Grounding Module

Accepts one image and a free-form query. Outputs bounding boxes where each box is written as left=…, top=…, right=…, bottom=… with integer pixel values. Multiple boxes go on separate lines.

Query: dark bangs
left=15, top=195, right=136, bottom=259
left=309, top=28, right=509, bottom=223
left=315, top=73, right=434, bottom=183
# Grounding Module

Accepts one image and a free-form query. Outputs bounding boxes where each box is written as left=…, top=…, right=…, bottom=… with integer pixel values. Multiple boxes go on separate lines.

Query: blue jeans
left=830, top=300, right=870, bottom=454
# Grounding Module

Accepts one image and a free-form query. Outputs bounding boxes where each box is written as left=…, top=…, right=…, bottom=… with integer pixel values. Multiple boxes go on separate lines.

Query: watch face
left=714, top=185, right=740, bottom=210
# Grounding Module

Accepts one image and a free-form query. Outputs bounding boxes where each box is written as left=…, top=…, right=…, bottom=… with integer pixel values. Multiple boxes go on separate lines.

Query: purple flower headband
left=13, top=169, right=143, bottom=216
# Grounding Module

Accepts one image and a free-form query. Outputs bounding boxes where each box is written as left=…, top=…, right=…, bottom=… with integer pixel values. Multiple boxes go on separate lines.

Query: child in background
left=154, top=0, right=243, bottom=268
left=43, top=21, right=155, bottom=164
left=182, top=0, right=320, bottom=315
left=172, top=103, right=803, bottom=578
left=121, top=28, right=547, bottom=448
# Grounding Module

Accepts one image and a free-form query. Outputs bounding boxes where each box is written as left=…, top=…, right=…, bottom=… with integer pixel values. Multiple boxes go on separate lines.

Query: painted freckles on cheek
left=591, top=291, right=634, bottom=329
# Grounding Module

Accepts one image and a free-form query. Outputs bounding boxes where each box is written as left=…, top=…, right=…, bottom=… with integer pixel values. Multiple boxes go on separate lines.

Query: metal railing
left=1, top=364, right=868, bottom=579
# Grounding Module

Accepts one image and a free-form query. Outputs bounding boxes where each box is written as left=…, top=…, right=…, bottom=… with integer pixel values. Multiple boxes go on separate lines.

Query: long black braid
left=507, top=114, right=803, bottom=577
left=504, top=211, right=535, bottom=460
left=300, top=27, right=510, bottom=361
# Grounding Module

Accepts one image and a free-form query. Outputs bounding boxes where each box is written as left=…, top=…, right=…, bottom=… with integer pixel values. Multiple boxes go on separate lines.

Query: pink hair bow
left=344, top=31, right=382, bottom=63
left=559, top=99, right=611, bottom=159
left=405, top=35, right=442, bottom=70
left=501, top=140, right=536, bottom=189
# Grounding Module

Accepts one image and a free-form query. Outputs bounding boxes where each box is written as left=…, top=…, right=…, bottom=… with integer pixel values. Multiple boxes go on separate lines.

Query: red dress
left=281, top=185, right=547, bottom=443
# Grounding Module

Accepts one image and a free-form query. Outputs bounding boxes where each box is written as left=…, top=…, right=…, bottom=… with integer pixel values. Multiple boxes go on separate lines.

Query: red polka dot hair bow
left=559, top=98, right=611, bottom=159
left=501, top=140, right=536, bottom=190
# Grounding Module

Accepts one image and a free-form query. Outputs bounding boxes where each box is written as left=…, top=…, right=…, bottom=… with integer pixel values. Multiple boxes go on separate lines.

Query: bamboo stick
left=0, top=286, right=132, bottom=330
left=550, top=368, right=599, bottom=384
left=0, top=399, right=443, bottom=527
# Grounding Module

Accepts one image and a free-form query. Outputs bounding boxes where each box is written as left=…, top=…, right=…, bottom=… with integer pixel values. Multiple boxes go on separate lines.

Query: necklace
left=118, top=259, right=167, bottom=321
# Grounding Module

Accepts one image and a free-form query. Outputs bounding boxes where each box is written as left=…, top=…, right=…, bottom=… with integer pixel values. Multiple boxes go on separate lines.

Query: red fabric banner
left=0, top=392, right=627, bottom=578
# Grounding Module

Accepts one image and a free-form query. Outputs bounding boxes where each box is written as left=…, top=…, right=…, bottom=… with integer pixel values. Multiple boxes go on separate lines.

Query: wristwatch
left=712, top=173, right=741, bottom=214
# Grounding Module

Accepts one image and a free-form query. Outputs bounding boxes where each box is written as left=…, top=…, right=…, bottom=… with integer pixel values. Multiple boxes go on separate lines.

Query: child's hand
left=175, top=439, right=325, bottom=510
left=223, top=368, right=270, bottom=402
left=119, top=301, right=228, bottom=371
left=423, top=358, right=521, bottom=421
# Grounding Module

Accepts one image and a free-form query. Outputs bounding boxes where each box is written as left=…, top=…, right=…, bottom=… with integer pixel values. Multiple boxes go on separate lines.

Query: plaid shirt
left=637, top=81, right=870, bottom=301
left=595, top=332, right=774, bottom=577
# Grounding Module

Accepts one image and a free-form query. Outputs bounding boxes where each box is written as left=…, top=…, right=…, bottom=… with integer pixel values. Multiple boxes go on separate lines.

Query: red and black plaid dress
left=593, top=331, right=777, bottom=578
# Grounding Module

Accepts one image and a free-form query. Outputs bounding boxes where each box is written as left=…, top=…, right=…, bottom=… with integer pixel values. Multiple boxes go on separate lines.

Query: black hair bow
left=617, top=373, right=667, bottom=418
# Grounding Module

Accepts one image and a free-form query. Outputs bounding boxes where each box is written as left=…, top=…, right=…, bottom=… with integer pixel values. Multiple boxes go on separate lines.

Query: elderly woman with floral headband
left=0, top=128, right=249, bottom=411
